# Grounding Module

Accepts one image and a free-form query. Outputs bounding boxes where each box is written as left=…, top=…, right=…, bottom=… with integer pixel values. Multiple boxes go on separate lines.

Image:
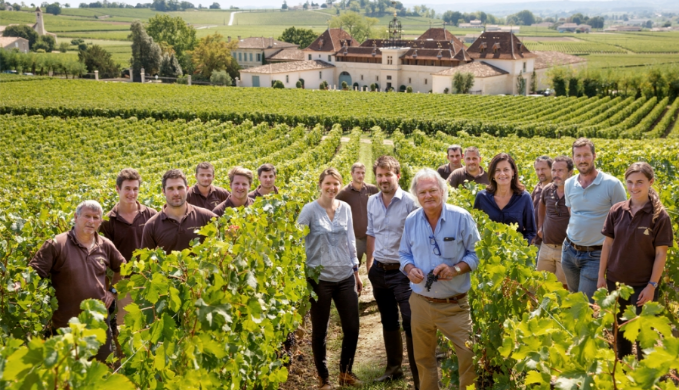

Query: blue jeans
left=561, top=239, right=601, bottom=302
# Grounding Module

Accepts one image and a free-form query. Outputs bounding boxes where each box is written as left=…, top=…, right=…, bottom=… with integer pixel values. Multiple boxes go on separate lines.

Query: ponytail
left=648, top=187, right=664, bottom=224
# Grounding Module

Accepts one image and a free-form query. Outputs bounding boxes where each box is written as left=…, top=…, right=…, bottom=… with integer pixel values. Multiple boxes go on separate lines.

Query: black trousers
left=368, top=262, right=413, bottom=337
left=607, top=280, right=659, bottom=360
left=308, top=275, right=360, bottom=378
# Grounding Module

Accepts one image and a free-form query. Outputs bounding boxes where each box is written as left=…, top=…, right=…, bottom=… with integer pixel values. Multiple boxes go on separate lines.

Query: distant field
left=58, top=31, right=131, bottom=40
left=168, top=10, right=233, bottom=25
left=0, top=10, right=130, bottom=32
left=60, top=7, right=160, bottom=22
left=195, top=25, right=326, bottom=40
left=232, top=10, right=331, bottom=26
left=578, top=32, right=679, bottom=53
left=524, top=40, right=626, bottom=54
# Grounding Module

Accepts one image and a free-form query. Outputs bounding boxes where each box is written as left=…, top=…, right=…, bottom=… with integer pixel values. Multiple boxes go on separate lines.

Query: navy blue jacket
left=473, top=189, right=537, bottom=243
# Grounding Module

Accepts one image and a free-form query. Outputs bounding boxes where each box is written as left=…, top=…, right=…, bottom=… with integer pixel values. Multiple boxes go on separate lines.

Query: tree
left=508, top=10, right=535, bottom=26
left=531, top=69, right=537, bottom=94
left=463, top=73, right=474, bottom=93
left=209, top=1, right=218, bottom=8
left=644, top=20, right=653, bottom=28
left=190, top=33, right=238, bottom=80
left=453, top=72, right=464, bottom=93
left=210, top=70, right=231, bottom=86
left=442, top=10, right=463, bottom=26
left=329, top=11, right=378, bottom=42
left=567, top=76, right=580, bottom=97
left=159, top=52, right=183, bottom=79
left=278, top=26, right=317, bottom=50
left=58, top=41, right=70, bottom=52
left=272, top=80, right=284, bottom=88
left=2, top=25, right=39, bottom=49
left=129, top=21, right=162, bottom=82
left=78, top=44, right=120, bottom=78
left=281, top=0, right=287, bottom=9
left=44, top=2, right=61, bottom=14
left=33, top=35, right=56, bottom=52
left=145, top=14, right=198, bottom=71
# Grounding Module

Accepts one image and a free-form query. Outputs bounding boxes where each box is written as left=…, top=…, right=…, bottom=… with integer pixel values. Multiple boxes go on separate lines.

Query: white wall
left=432, top=74, right=513, bottom=95
left=240, top=68, right=334, bottom=89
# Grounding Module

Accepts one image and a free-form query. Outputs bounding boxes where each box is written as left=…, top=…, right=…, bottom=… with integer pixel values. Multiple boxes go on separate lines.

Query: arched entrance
left=338, top=72, right=352, bottom=89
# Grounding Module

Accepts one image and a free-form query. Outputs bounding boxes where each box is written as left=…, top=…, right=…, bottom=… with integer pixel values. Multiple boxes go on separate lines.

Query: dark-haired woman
left=597, top=162, right=673, bottom=360
left=473, top=153, right=536, bottom=243
left=297, top=167, right=363, bottom=389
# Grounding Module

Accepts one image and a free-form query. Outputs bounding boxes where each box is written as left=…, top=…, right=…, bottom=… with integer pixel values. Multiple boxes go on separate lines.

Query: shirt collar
left=67, top=228, right=102, bottom=249
left=160, top=203, right=193, bottom=220
left=621, top=198, right=653, bottom=214
left=349, top=183, right=365, bottom=192
left=193, top=184, right=214, bottom=197
left=419, top=203, right=447, bottom=224
left=109, top=201, right=146, bottom=218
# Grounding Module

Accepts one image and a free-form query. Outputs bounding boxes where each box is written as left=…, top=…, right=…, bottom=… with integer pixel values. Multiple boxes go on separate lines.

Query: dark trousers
left=368, top=262, right=413, bottom=336
left=308, top=275, right=360, bottom=378
left=606, top=280, right=659, bottom=360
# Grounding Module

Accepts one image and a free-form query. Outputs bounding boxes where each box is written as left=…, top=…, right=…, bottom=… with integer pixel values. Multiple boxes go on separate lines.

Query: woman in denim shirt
left=297, top=168, right=363, bottom=389
left=473, top=153, right=537, bottom=243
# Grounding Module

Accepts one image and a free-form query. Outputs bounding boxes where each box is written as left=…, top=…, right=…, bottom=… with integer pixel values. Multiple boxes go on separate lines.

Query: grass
left=585, top=53, right=679, bottom=68
left=59, top=7, right=161, bottom=22
left=195, top=25, right=327, bottom=40
left=232, top=9, right=332, bottom=26
left=58, top=31, right=131, bottom=40
left=0, top=10, right=130, bottom=32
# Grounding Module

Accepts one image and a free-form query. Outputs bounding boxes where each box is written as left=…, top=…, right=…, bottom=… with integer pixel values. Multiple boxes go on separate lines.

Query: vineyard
left=1, top=79, right=679, bottom=139
left=1, top=78, right=679, bottom=389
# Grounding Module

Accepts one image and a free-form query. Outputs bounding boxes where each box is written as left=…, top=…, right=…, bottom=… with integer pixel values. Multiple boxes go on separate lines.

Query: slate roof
left=433, top=61, right=509, bottom=78
left=237, top=37, right=297, bottom=50
left=304, top=28, right=359, bottom=52
left=533, top=51, right=587, bottom=69
left=466, top=32, right=536, bottom=60
left=240, top=60, right=335, bottom=74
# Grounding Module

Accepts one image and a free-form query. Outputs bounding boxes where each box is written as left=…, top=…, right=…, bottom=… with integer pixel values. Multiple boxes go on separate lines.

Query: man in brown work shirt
left=100, top=168, right=157, bottom=326
left=30, top=200, right=126, bottom=363
left=249, top=163, right=280, bottom=199
left=531, top=156, right=553, bottom=249
left=214, top=166, right=255, bottom=217
left=538, top=156, right=572, bottom=286
left=186, top=162, right=230, bottom=210
left=447, top=147, right=490, bottom=189
left=336, top=162, right=379, bottom=264
left=142, top=169, right=217, bottom=253
left=436, top=144, right=463, bottom=180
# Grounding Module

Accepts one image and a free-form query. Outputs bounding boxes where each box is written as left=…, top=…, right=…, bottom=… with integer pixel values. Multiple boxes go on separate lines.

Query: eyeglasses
left=429, top=235, right=441, bottom=256
left=553, top=197, right=564, bottom=217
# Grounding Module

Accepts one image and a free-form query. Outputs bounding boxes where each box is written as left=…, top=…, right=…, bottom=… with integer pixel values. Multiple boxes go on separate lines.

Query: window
left=523, top=62, right=527, bottom=72
left=257, top=53, right=261, bottom=61
left=408, top=78, right=411, bottom=84
left=249, top=53, right=253, bottom=62
left=376, top=76, right=379, bottom=81
left=425, top=79, right=428, bottom=85
left=361, top=75, right=363, bottom=81
left=387, top=56, right=393, bottom=65
left=286, top=75, right=289, bottom=83
left=328, top=55, right=331, bottom=61
left=308, top=54, right=312, bottom=60
left=238, top=52, right=242, bottom=61
left=319, top=71, right=322, bottom=79
left=386, top=75, right=392, bottom=80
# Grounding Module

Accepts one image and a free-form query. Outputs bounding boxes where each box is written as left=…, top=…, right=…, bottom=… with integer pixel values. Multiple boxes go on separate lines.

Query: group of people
left=26, top=137, right=673, bottom=390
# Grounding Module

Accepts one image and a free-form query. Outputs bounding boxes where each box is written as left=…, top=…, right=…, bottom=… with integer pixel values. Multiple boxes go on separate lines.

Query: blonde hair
left=228, top=166, right=253, bottom=185
left=319, top=168, right=343, bottom=186
left=624, top=162, right=664, bottom=224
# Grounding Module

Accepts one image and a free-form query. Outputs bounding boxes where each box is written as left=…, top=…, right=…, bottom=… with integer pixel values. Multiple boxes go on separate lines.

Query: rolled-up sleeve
left=346, top=209, right=359, bottom=267
left=460, top=214, right=480, bottom=271
left=29, top=239, right=56, bottom=279
left=399, top=218, right=415, bottom=273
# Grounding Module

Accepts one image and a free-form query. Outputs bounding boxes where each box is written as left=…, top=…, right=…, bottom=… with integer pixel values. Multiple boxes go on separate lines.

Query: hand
left=407, top=267, right=425, bottom=284
left=103, top=291, right=116, bottom=309
left=596, top=276, right=607, bottom=290
left=537, top=229, right=543, bottom=239
left=354, top=273, right=363, bottom=296
left=433, top=263, right=454, bottom=281
left=636, top=284, right=655, bottom=307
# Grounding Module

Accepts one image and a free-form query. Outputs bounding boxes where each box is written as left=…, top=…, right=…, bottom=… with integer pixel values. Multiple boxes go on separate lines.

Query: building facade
left=231, top=36, right=298, bottom=69
left=0, top=36, right=29, bottom=53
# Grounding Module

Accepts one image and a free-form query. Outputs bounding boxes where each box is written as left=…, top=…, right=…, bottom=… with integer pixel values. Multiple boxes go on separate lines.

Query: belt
left=417, top=292, right=467, bottom=304
left=566, top=237, right=602, bottom=252
left=374, top=260, right=401, bottom=271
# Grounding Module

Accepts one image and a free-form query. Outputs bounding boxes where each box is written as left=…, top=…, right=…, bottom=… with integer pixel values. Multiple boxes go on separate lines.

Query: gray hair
left=409, top=168, right=448, bottom=205
left=75, top=200, right=103, bottom=216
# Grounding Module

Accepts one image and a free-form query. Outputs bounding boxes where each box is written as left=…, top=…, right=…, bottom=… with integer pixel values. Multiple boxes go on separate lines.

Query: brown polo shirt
left=602, top=199, right=674, bottom=286
left=141, top=203, right=217, bottom=253
left=531, top=182, right=545, bottom=245
left=437, top=163, right=458, bottom=180
left=336, top=182, right=379, bottom=239
left=186, top=184, right=230, bottom=210
left=540, top=183, right=570, bottom=245
left=99, top=202, right=157, bottom=260
left=213, top=196, right=255, bottom=217
left=29, top=230, right=126, bottom=328
left=447, top=167, right=490, bottom=189
left=248, top=185, right=279, bottom=199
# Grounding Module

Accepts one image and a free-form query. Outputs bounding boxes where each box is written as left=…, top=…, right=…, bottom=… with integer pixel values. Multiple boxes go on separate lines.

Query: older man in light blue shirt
left=399, top=168, right=480, bottom=390
left=562, top=138, right=626, bottom=302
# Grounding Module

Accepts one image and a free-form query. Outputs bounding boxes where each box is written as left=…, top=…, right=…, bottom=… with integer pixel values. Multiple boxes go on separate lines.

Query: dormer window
left=318, top=38, right=324, bottom=49
left=479, top=42, right=487, bottom=53
left=492, top=42, right=501, bottom=53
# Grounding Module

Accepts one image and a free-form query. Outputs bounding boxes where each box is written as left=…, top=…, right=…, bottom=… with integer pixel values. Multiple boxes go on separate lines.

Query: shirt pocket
left=440, top=238, right=462, bottom=260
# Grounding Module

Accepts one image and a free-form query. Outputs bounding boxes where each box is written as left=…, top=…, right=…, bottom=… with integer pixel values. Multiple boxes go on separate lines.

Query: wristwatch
left=648, top=281, right=658, bottom=288
left=109, top=287, right=118, bottom=295
left=453, top=265, right=462, bottom=275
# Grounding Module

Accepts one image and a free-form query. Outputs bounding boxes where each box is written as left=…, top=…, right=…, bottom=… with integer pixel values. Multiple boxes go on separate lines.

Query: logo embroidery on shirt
left=638, top=227, right=651, bottom=235
left=96, top=257, right=106, bottom=266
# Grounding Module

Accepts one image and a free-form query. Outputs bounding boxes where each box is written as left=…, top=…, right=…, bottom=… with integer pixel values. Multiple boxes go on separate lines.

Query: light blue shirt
left=399, top=203, right=480, bottom=298
left=298, top=200, right=359, bottom=282
left=564, top=170, right=627, bottom=247
left=366, top=187, right=418, bottom=263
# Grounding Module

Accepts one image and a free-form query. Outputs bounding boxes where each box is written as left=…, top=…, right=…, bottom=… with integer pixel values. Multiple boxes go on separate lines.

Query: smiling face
left=551, top=161, right=572, bottom=188
left=447, top=149, right=463, bottom=169
left=319, top=175, right=342, bottom=201
left=116, top=179, right=140, bottom=207
left=230, top=175, right=251, bottom=200
left=573, top=145, right=596, bottom=176
left=351, top=167, right=366, bottom=186
left=74, top=208, right=103, bottom=236
left=464, top=151, right=481, bottom=175
left=493, top=160, right=514, bottom=188
left=259, top=170, right=276, bottom=190
left=626, top=172, right=653, bottom=203
left=416, top=177, right=443, bottom=212
left=196, top=168, right=214, bottom=188
left=534, top=160, right=552, bottom=184
left=375, top=166, right=400, bottom=195
left=163, top=177, right=188, bottom=208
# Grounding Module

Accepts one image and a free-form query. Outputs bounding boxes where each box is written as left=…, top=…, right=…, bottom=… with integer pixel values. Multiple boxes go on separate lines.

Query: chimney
left=227, top=36, right=231, bottom=42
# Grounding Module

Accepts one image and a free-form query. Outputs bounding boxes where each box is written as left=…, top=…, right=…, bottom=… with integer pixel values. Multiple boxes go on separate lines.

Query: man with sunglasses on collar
left=399, top=168, right=480, bottom=390
left=537, top=156, right=573, bottom=288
